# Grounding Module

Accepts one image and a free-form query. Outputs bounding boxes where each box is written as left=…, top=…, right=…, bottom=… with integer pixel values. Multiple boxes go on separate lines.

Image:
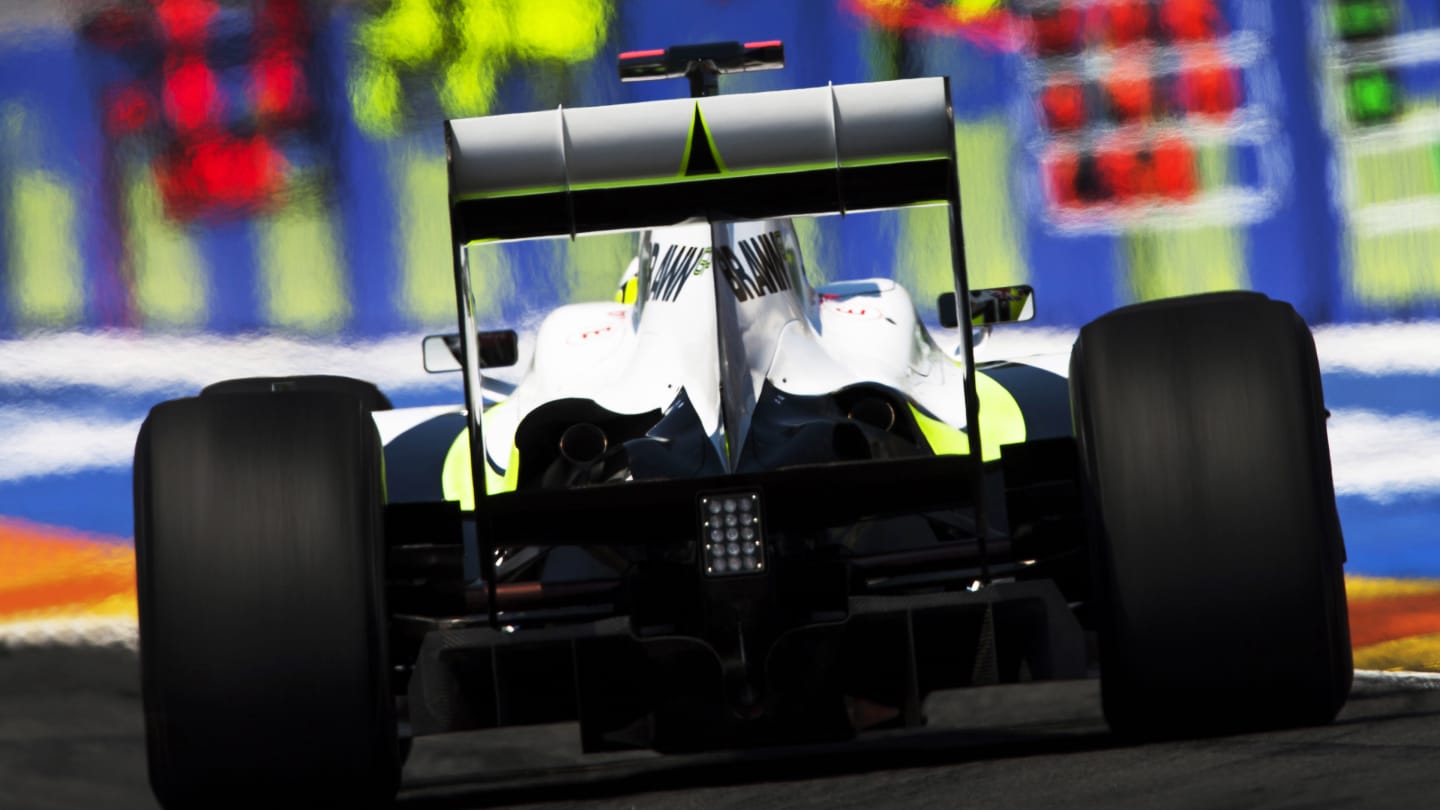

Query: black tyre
left=200, top=374, right=393, bottom=411
left=134, top=388, right=399, bottom=807
left=1070, top=291, right=1351, bottom=737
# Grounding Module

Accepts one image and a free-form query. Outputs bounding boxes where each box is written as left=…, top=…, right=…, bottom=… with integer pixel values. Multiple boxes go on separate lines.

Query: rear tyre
left=1070, top=292, right=1351, bottom=738
left=134, top=388, right=399, bottom=808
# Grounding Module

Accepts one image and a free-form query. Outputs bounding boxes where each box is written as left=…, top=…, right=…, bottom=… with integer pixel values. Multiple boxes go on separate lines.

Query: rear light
left=700, top=492, right=764, bottom=576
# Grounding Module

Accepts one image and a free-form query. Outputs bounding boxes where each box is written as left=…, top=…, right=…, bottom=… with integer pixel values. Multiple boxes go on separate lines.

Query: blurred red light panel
left=82, top=8, right=152, bottom=50
left=1103, top=65, right=1154, bottom=124
left=1177, top=50, right=1239, bottom=117
left=162, top=54, right=221, bottom=134
left=156, top=135, right=285, bottom=218
left=253, top=51, right=309, bottom=125
left=1159, top=0, right=1222, bottom=42
left=254, top=0, right=309, bottom=43
left=1152, top=137, right=1197, bottom=198
left=103, top=83, right=156, bottom=136
left=1031, top=3, right=1084, bottom=56
left=154, top=0, right=217, bottom=50
left=1045, top=149, right=1082, bottom=207
left=1041, top=79, right=1087, bottom=132
left=1097, top=145, right=1143, bottom=200
left=1103, top=0, right=1153, bottom=48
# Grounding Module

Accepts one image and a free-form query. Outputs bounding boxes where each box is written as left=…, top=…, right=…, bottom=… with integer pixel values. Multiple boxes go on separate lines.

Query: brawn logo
left=717, top=230, right=790, bottom=302
left=647, top=244, right=707, bottom=303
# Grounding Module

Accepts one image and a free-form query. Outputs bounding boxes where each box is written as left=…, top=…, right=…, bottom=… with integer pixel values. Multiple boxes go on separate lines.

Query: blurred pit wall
left=2, top=0, right=1438, bottom=339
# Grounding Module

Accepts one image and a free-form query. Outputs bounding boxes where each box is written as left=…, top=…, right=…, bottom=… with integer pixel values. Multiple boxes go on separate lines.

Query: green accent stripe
left=839, top=152, right=949, bottom=169
left=694, top=103, right=728, bottom=173
left=908, top=371, right=1026, bottom=463
left=441, top=403, right=520, bottom=509
left=574, top=163, right=832, bottom=191
left=453, top=183, right=569, bottom=202
left=452, top=155, right=951, bottom=202
left=678, top=107, right=698, bottom=177
left=257, top=195, right=348, bottom=332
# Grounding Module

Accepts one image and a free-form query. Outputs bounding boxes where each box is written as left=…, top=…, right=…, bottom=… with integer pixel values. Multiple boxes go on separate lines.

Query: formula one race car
left=132, top=42, right=1352, bottom=809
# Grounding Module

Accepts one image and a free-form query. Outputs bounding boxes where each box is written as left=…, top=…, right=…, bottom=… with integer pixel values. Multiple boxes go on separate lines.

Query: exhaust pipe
left=541, top=423, right=610, bottom=489
left=558, top=422, right=608, bottom=466
left=847, top=396, right=896, bottom=432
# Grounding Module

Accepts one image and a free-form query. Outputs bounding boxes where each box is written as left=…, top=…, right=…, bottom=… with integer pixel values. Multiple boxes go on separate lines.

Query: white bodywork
left=481, top=219, right=970, bottom=473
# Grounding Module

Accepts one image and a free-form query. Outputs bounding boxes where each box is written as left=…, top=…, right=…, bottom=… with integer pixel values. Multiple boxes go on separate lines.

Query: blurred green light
left=1346, top=70, right=1399, bottom=125
left=1333, top=0, right=1395, bottom=41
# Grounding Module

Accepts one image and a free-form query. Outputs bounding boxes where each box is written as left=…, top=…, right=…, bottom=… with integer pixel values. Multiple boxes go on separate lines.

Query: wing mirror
left=423, top=330, right=519, bottom=373
left=937, top=285, right=1036, bottom=329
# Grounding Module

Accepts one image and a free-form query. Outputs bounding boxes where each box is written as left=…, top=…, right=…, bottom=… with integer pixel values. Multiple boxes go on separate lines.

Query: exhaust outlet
left=847, top=396, right=896, bottom=432
left=558, top=422, right=608, bottom=466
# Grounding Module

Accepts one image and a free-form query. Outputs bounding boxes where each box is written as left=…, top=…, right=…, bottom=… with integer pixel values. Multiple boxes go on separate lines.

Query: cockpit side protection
left=909, top=371, right=1025, bottom=462
left=442, top=403, right=520, bottom=508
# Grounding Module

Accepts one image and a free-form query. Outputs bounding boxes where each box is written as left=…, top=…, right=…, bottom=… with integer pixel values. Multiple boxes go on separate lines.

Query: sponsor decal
left=821, top=294, right=884, bottom=320
left=717, top=230, right=792, bottom=302
left=647, top=244, right=707, bottom=303
left=565, top=324, right=618, bottom=346
left=565, top=309, right=628, bottom=346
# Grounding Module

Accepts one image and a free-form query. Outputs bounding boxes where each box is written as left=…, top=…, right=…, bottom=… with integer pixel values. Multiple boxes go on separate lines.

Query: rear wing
left=443, top=78, right=988, bottom=569
left=444, top=77, right=960, bottom=243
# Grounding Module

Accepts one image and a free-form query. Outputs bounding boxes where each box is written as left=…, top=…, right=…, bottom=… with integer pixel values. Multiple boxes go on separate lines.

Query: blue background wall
left=3, top=0, right=1438, bottom=338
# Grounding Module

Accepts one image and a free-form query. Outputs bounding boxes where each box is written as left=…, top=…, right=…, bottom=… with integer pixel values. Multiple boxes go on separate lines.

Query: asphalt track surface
left=5, top=646, right=1440, bottom=810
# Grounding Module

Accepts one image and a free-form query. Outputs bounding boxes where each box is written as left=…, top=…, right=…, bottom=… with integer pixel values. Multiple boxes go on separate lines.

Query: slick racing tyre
left=1070, top=291, right=1351, bottom=738
left=134, top=387, right=399, bottom=808
left=200, top=374, right=393, bottom=412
